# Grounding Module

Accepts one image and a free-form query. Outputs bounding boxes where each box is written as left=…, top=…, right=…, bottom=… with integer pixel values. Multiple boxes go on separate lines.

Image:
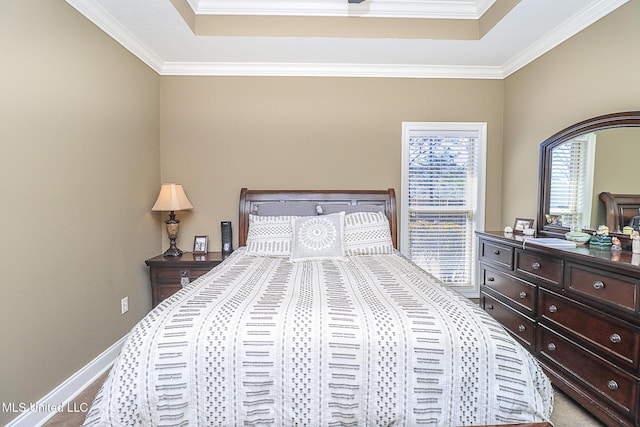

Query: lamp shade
left=151, top=183, right=193, bottom=212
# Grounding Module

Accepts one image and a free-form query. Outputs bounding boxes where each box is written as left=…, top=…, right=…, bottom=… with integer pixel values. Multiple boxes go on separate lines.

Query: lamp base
left=163, top=246, right=184, bottom=257
left=163, top=236, right=183, bottom=257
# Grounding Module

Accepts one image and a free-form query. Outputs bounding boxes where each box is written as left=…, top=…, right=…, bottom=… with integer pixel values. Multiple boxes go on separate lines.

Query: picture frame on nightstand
left=193, top=235, right=208, bottom=254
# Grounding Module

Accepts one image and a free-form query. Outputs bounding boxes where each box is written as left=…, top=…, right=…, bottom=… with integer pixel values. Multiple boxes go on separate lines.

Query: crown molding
left=160, top=61, right=505, bottom=79
left=501, top=0, right=629, bottom=77
left=186, top=0, right=496, bottom=19
left=65, top=0, right=164, bottom=73
left=66, top=0, right=627, bottom=79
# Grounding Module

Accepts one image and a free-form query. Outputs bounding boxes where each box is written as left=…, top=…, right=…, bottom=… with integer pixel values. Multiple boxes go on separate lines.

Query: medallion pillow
left=344, top=211, right=394, bottom=255
left=290, top=212, right=346, bottom=261
left=245, top=214, right=296, bottom=257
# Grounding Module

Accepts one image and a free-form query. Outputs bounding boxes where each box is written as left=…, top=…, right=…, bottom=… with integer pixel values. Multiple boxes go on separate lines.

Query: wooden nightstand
left=145, top=252, right=224, bottom=307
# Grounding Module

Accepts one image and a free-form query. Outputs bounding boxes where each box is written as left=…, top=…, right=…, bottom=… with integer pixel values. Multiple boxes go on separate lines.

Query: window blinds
left=406, top=133, right=478, bottom=287
left=549, top=136, right=590, bottom=229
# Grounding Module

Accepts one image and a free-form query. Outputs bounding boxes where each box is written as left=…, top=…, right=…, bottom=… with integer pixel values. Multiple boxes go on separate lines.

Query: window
left=548, top=134, right=595, bottom=230
left=401, top=122, right=486, bottom=297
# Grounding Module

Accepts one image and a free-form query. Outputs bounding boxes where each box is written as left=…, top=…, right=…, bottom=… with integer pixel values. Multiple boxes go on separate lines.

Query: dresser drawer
left=515, top=249, right=563, bottom=287
left=565, top=262, right=639, bottom=313
left=479, top=240, right=514, bottom=270
left=538, top=326, right=639, bottom=418
left=482, top=293, right=535, bottom=350
left=482, top=267, right=535, bottom=313
left=539, top=289, right=640, bottom=369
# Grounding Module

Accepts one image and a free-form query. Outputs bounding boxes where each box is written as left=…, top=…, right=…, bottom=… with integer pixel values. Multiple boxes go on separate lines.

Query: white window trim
left=400, top=122, right=487, bottom=298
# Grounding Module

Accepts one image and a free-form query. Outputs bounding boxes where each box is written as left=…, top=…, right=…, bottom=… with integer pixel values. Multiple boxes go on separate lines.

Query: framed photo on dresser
left=513, top=218, right=534, bottom=233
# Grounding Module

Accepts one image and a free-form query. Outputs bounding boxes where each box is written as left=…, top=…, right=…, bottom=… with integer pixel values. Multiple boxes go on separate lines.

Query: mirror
left=538, top=111, right=640, bottom=238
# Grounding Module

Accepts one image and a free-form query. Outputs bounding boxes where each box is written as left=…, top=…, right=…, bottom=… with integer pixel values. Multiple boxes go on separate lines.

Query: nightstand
left=145, top=252, right=224, bottom=307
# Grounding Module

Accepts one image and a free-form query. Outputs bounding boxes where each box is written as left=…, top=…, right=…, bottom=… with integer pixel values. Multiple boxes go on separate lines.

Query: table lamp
left=152, top=183, right=193, bottom=257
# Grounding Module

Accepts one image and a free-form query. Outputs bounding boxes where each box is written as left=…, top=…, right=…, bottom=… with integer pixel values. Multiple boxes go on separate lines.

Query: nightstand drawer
left=480, top=240, right=514, bottom=270
left=482, top=293, right=535, bottom=350
left=154, top=283, right=182, bottom=305
left=566, top=262, right=639, bottom=313
left=483, top=267, right=535, bottom=313
left=538, top=326, right=639, bottom=418
left=153, top=267, right=212, bottom=282
left=539, top=289, right=640, bottom=369
left=145, top=252, right=224, bottom=308
left=516, top=249, right=563, bottom=287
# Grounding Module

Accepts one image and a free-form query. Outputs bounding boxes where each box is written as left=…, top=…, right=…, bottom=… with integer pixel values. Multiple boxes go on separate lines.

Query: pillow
left=318, top=203, right=385, bottom=215
left=290, top=212, right=346, bottom=261
left=253, top=201, right=318, bottom=217
left=245, top=214, right=296, bottom=257
left=344, top=211, right=394, bottom=255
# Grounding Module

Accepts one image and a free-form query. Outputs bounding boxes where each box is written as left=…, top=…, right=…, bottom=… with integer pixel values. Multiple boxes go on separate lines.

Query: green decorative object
left=589, top=235, right=612, bottom=248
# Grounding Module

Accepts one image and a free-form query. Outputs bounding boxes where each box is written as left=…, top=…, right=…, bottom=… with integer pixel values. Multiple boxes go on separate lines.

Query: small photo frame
left=545, top=214, right=562, bottom=226
left=513, top=218, right=535, bottom=233
left=193, top=235, right=208, bottom=254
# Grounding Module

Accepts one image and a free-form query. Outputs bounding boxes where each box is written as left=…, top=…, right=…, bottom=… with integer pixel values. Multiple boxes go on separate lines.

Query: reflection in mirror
left=547, top=133, right=595, bottom=230
left=547, top=127, right=639, bottom=230
left=538, top=112, right=640, bottom=238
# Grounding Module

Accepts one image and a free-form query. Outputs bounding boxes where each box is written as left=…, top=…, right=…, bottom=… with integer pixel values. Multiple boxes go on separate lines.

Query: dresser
left=477, top=231, right=640, bottom=427
left=145, top=252, right=224, bottom=307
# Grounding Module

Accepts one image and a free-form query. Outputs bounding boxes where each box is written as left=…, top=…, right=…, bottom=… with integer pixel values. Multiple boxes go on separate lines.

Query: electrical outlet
left=121, top=296, right=129, bottom=314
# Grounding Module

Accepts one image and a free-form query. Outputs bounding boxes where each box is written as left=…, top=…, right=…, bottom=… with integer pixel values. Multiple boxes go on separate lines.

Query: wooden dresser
left=477, top=231, right=640, bottom=427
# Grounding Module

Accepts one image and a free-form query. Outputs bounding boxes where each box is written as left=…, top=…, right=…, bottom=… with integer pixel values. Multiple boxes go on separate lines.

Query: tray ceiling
left=65, top=0, right=628, bottom=78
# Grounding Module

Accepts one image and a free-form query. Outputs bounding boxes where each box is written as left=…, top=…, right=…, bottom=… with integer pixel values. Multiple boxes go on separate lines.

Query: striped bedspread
left=83, top=248, right=553, bottom=426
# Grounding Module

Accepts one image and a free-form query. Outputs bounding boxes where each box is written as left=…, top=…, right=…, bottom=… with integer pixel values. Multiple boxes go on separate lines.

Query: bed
left=83, top=188, right=553, bottom=427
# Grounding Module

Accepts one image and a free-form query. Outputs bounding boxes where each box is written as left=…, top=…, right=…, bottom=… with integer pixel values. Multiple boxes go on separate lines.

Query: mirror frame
left=537, top=111, right=640, bottom=238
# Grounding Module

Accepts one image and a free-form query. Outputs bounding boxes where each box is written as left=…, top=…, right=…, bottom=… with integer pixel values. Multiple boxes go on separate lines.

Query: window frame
left=400, top=122, right=487, bottom=298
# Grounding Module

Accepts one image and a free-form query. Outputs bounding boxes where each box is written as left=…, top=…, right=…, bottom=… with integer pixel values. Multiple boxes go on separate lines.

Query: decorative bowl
left=565, top=231, right=591, bottom=244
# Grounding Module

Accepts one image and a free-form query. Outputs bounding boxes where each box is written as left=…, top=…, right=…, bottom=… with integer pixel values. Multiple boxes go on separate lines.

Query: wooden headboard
left=600, top=192, right=640, bottom=231
left=238, top=188, right=398, bottom=249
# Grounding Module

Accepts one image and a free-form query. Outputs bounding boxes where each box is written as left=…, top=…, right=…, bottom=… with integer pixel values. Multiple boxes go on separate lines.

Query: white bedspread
left=83, top=248, right=553, bottom=426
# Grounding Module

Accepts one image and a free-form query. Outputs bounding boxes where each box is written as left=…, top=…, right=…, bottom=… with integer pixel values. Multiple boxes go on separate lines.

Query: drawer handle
left=593, top=281, right=605, bottom=290
left=518, top=325, right=526, bottom=332
left=531, top=262, right=541, bottom=270
left=519, top=291, right=527, bottom=299
left=547, top=343, right=556, bottom=351
left=610, top=333, right=622, bottom=344
left=493, top=250, right=500, bottom=255
left=608, top=380, right=619, bottom=391
left=548, top=305, right=558, bottom=313
left=487, top=276, right=495, bottom=282
left=485, top=304, right=494, bottom=310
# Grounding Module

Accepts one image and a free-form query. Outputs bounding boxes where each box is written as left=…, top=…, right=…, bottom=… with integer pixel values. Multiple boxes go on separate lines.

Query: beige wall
left=159, top=76, right=505, bottom=250
left=0, top=2, right=160, bottom=424
left=5, top=0, right=639, bottom=423
left=503, top=0, right=640, bottom=228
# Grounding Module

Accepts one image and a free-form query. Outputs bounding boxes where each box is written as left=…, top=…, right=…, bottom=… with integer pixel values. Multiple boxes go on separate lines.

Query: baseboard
left=5, top=335, right=126, bottom=427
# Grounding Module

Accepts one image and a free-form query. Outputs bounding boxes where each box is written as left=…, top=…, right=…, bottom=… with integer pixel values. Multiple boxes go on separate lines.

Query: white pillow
left=344, top=211, right=394, bottom=255
left=290, top=212, right=346, bottom=262
left=245, top=214, right=296, bottom=257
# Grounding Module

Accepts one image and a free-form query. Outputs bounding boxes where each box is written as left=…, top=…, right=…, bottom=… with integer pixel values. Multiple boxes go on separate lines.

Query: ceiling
left=65, top=0, right=628, bottom=79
